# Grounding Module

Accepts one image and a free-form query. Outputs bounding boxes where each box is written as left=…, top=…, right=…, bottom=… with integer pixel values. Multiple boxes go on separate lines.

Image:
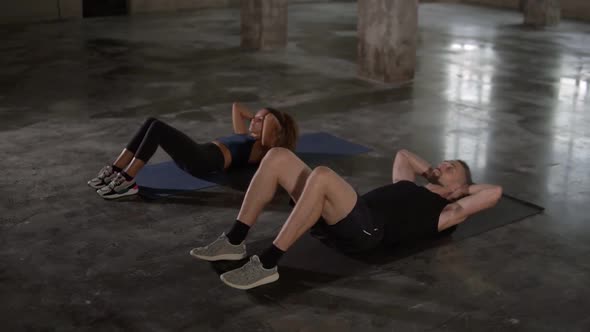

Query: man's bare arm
left=392, top=149, right=435, bottom=183
left=438, top=184, right=503, bottom=230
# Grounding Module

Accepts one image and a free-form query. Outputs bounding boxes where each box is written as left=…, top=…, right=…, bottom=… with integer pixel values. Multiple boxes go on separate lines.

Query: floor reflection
left=443, top=42, right=496, bottom=172
left=549, top=69, right=590, bottom=201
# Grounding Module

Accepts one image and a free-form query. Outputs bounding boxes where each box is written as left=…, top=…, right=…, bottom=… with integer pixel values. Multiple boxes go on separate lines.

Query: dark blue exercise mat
left=136, top=163, right=258, bottom=199
left=136, top=132, right=373, bottom=198
left=295, top=132, right=372, bottom=155
left=134, top=161, right=218, bottom=192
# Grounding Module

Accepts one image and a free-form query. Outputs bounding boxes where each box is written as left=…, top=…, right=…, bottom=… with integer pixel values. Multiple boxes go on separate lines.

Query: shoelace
left=203, top=236, right=224, bottom=251
left=98, top=166, right=113, bottom=179
left=108, top=174, right=126, bottom=188
left=239, top=257, right=259, bottom=273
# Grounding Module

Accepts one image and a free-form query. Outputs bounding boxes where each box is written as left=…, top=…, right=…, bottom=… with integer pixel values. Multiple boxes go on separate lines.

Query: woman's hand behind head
left=261, top=112, right=282, bottom=147
left=249, top=109, right=269, bottom=138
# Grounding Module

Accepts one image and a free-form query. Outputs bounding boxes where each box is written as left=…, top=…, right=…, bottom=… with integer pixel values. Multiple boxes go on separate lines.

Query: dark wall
left=83, top=0, right=128, bottom=17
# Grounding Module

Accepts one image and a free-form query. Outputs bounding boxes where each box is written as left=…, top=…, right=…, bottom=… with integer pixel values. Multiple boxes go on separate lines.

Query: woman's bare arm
left=392, top=149, right=435, bottom=183
left=438, top=184, right=503, bottom=230
left=261, top=113, right=281, bottom=147
left=232, top=102, right=253, bottom=135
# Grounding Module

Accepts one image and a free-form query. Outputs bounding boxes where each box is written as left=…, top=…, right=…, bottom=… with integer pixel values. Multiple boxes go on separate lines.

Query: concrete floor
left=1, top=2, right=590, bottom=331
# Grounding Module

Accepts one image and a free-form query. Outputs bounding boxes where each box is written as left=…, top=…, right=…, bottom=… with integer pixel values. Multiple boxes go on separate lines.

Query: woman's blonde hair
left=265, top=108, right=299, bottom=151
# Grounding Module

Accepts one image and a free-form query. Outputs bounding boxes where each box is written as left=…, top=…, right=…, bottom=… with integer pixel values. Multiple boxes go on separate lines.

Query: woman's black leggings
left=126, top=118, right=225, bottom=176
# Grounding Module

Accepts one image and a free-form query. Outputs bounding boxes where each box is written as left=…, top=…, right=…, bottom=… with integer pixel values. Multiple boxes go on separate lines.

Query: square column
left=59, top=0, right=83, bottom=19
left=524, top=0, right=561, bottom=27
left=241, top=0, right=288, bottom=50
left=358, top=0, right=418, bottom=83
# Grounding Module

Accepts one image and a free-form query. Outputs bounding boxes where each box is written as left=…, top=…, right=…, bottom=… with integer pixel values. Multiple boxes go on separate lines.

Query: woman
left=88, top=103, right=298, bottom=200
left=190, top=148, right=502, bottom=290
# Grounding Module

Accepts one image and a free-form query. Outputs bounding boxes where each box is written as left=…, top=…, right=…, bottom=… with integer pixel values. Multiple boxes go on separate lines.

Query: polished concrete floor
left=1, top=2, right=590, bottom=331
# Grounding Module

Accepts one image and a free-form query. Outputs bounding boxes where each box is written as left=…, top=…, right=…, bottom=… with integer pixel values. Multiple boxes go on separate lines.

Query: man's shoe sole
left=189, top=249, right=246, bottom=261
left=220, top=272, right=279, bottom=290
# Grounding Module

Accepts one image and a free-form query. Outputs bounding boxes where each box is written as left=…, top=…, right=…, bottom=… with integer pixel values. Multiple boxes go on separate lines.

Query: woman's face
left=249, top=109, right=269, bottom=137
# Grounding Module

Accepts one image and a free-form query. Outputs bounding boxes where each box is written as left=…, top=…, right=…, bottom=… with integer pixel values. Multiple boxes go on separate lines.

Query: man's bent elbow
left=491, top=186, right=503, bottom=206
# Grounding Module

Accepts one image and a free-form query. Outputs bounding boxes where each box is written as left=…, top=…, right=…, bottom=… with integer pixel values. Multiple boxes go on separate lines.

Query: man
left=190, top=148, right=502, bottom=289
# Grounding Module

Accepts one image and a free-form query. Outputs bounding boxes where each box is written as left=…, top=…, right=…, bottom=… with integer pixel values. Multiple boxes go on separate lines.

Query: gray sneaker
left=220, top=255, right=279, bottom=290
left=96, top=173, right=138, bottom=200
left=189, top=233, right=247, bottom=261
left=88, top=165, right=117, bottom=189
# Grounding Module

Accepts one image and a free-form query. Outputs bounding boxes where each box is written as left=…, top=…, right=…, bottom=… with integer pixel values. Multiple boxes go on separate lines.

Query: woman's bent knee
left=267, top=147, right=294, bottom=158
left=262, top=147, right=296, bottom=166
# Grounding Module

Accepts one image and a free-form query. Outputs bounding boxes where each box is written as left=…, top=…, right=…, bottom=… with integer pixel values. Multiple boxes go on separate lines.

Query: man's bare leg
left=189, top=148, right=312, bottom=260
left=272, top=165, right=357, bottom=251
left=221, top=148, right=312, bottom=246
left=229, top=147, right=357, bottom=251
left=219, top=162, right=358, bottom=290
left=237, top=148, right=312, bottom=226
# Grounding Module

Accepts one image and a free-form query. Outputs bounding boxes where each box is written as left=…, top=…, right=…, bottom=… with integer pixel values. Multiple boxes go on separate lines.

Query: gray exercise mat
left=232, top=194, right=543, bottom=283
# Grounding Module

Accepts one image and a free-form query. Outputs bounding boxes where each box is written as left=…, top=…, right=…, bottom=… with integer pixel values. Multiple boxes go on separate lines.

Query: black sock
left=226, top=220, right=250, bottom=245
left=259, top=244, right=285, bottom=269
left=112, top=165, right=123, bottom=173
left=121, top=171, right=134, bottom=181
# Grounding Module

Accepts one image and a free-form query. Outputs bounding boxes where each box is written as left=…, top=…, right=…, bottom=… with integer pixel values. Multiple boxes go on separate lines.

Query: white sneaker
left=87, top=165, right=117, bottom=189
left=96, top=173, right=138, bottom=200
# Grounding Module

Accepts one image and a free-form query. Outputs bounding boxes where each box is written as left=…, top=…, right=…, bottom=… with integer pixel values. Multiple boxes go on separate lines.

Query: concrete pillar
left=59, top=0, right=82, bottom=19
left=241, top=0, right=288, bottom=50
left=523, top=0, right=560, bottom=27
left=357, top=0, right=418, bottom=83
left=0, top=0, right=58, bottom=24
left=129, top=0, right=176, bottom=14
left=129, top=0, right=232, bottom=14
left=176, top=0, right=231, bottom=10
